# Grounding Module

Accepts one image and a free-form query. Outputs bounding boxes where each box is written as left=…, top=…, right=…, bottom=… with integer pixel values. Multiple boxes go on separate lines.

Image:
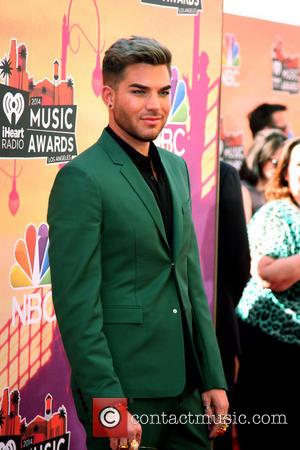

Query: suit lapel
left=120, top=163, right=169, bottom=250
left=159, top=149, right=183, bottom=261
left=99, top=131, right=170, bottom=251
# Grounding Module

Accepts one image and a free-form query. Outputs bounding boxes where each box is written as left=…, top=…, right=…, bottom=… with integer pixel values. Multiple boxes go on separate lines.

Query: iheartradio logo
left=3, top=92, right=25, bottom=125
left=0, top=440, right=17, bottom=450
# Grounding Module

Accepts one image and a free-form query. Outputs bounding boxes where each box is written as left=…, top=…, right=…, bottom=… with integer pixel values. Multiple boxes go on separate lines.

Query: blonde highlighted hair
left=265, top=137, right=300, bottom=201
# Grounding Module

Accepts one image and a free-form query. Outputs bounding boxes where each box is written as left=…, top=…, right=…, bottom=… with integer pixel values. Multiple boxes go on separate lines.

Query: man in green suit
left=48, top=36, right=228, bottom=450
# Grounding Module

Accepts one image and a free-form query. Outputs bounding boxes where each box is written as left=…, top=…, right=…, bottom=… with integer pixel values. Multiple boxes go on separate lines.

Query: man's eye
left=132, top=90, right=145, bottom=95
left=160, top=90, right=170, bottom=97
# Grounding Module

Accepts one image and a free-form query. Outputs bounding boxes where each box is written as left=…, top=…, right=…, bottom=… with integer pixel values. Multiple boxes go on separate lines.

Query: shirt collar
left=106, top=126, right=161, bottom=171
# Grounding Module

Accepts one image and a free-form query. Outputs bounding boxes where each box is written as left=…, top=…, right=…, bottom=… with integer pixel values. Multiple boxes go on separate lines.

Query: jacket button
left=173, top=308, right=178, bottom=314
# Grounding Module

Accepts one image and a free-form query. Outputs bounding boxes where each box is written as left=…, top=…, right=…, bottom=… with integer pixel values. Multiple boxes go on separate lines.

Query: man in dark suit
left=48, top=36, right=228, bottom=450
left=215, top=162, right=250, bottom=450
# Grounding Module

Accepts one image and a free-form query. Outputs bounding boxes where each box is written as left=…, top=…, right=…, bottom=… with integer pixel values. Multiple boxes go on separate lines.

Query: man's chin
left=126, top=131, right=161, bottom=143
left=120, top=122, right=166, bottom=143
left=138, top=128, right=164, bottom=142
left=140, top=133, right=160, bottom=142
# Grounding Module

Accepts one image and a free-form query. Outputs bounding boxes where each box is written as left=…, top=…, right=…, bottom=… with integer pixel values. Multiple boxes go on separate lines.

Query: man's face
left=107, top=63, right=171, bottom=146
left=271, top=110, right=289, bottom=135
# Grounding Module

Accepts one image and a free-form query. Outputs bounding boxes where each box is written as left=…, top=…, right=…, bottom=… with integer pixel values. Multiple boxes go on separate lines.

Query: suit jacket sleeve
left=183, top=162, right=227, bottom=392
left=47, top=164, right=124, bottom=419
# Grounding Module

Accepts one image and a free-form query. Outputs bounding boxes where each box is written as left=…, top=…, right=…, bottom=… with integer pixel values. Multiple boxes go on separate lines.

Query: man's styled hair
left=248, top=103, right=287, bottom=137
left=265, top=137, right=300, bottom=202
left=102, top=36, right=172, bottom=86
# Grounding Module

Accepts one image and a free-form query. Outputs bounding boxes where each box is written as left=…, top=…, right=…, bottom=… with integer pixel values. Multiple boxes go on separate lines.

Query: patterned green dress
left=236, top=198, right=300, bottom=346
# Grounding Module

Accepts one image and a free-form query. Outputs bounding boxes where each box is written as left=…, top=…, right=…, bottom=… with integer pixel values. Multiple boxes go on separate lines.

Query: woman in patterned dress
left=235, top=138, right=300, bottom=450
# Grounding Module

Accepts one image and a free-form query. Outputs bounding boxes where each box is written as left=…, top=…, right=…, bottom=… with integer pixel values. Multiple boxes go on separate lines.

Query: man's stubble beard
left=114, top=108, right=168, bottom=143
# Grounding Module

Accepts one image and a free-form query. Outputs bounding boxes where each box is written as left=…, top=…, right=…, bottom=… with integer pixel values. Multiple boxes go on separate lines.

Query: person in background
left=235, top=138, right=300, bottom=450
left=248, top=103, right=289, bottom=137
left=215, top=161, right=250, bottom=450
left=239, top=128, right=287, bottom=221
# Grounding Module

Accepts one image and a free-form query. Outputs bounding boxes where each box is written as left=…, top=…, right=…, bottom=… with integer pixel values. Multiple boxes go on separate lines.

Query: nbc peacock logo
left=222, top=33, right=240, bottom=68
left=168, top=66, right=189, bottom=125
left=10, top=223, right=51, bottom=289
left=222, top=34, right=241, bottom=87
left=156, top=66, right=188, bottom=155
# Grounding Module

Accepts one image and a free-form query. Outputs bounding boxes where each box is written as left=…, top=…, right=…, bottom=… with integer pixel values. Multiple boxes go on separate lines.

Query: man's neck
left=108, top=123, right=150, bottom=156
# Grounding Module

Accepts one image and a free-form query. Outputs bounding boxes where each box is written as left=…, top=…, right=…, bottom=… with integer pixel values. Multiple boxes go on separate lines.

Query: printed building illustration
left=3, top=38, right=74, bottom=105
left=0, top=388, right=68, bottom=445
left=0, top=389, right=21, bottom=436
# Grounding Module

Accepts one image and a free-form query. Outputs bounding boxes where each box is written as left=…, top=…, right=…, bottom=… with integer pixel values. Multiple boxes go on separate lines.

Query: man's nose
left=145, top=93, right=161, bottom=111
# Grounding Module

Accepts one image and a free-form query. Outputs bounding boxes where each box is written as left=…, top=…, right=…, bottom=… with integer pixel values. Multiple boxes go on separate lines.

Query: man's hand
left=109, top=411, right=142, bottom=449
left=201, top=389, right=229, bottom=439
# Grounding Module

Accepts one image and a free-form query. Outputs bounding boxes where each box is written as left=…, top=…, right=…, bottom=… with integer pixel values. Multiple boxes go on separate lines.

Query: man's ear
left=102, top=85, right=115, bottom=109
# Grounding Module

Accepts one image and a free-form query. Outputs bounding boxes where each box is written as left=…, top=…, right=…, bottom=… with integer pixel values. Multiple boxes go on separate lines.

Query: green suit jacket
left=48, top=130, right=226, bottom=421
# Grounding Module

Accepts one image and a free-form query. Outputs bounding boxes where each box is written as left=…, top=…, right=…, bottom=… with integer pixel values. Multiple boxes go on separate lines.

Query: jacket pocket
left=103, top=306, right=143, bottom=324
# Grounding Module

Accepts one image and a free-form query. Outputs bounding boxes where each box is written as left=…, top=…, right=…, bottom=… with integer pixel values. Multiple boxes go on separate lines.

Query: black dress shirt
left=106, top=126, right=173, bottom=251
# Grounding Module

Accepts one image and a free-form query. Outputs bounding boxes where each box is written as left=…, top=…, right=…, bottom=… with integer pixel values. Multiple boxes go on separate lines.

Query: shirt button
left=171, top=262, right=175, bottom=267
left=173, top=308, right=178, bottom=314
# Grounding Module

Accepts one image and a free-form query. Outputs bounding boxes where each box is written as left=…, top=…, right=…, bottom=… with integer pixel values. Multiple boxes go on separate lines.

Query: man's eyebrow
left=128, top=83, right=171, bottom=90
left=160, top=84, right=171, bottom=91
left=129, top=83, right=148, bottom=89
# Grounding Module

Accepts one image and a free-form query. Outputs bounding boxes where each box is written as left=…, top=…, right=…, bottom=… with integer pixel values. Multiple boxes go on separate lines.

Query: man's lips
left=141, top=116, right=163, bottom=125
